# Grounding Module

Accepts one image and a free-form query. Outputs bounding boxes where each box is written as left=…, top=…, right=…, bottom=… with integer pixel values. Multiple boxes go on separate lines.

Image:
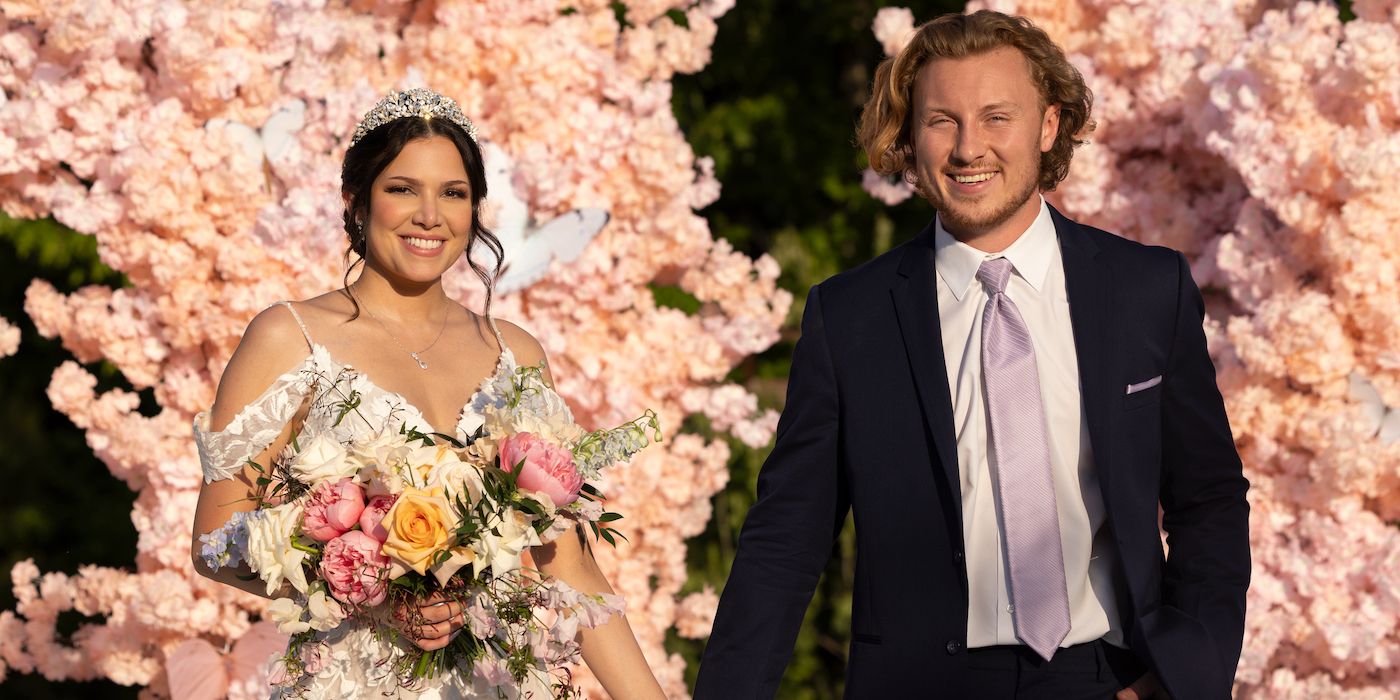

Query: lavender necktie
left=977, top=257, right=1071, bottom=662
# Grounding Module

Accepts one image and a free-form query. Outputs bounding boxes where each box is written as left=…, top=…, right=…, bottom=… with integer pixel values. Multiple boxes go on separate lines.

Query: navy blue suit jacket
left=694, top=208, right=1250, bottom=699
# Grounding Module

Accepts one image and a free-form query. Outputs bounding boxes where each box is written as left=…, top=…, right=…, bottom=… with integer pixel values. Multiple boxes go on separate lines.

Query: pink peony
left=318, top=530, right=390, bottom=607
left=498, top=433, right=583, bottom=506
left=357, top=494, right=398, bottom=543
left=301, top=477, right=366, bottom=543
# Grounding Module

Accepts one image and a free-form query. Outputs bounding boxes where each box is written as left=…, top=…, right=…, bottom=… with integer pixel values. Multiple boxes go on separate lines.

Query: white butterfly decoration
left=205, top=99, right=307, bottom=190
left=1348, top=371, right=1400, bottom=445
left=480, top=141, right=610, bottom=295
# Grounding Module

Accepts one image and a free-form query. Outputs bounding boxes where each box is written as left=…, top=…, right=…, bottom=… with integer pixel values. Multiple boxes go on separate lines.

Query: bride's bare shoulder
left=238, top=302, right=313, bottom=362
left=493, top=317, right=548, bottom=367
left=290, top=290, right=359, bottom=326
left=208, top=302, right=314, bottom=430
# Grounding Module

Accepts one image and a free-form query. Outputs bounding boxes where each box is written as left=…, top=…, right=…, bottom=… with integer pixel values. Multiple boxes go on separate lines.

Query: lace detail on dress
left=194, top=303, right=318, bottom=484
left=196, top=303, right=525, bottom=696
left=193, top=356, right=317, bottom=484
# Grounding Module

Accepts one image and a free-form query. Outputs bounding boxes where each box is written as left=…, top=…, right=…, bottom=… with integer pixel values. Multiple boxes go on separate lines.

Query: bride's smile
left=359, top=135, right=474, bottom=283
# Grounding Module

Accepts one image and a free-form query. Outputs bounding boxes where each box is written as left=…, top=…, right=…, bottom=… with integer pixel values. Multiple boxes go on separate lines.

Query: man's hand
left=1117, top=670, right=1169, bottom=700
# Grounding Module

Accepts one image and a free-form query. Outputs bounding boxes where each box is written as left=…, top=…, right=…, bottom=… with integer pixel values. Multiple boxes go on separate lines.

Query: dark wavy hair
left=858, top=9, right=1096, bottom=192
left=339, top=116, right=503, bottom=321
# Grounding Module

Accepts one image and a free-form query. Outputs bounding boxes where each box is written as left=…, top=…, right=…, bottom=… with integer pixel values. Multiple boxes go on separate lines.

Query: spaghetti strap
left=278, top=301, right=315, bottom=350
left=485, top=314, right=508, bottom=354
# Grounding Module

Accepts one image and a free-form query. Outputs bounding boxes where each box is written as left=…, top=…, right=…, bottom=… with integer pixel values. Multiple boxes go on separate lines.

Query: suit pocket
left=1124, top=381, right=1163, bottom=411
left=851, top=633, right=883, bottom=645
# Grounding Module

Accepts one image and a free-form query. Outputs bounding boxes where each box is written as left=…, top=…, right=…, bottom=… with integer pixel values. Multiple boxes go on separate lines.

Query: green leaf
left=609, top=1, right=630, bottom=29
left=332, top=390, right=361, bottom=427
left=648, top=283, right=702, bottom=315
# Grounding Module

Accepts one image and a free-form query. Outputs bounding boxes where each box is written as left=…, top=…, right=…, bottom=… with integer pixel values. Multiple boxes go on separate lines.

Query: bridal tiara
left=350, top=88, right=478, bottom=146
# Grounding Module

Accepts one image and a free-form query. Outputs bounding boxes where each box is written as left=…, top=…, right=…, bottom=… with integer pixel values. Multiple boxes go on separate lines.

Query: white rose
left=426, top=456, right=485, bottom=504
left=349, top=433, right=413, bottom=496
left=348, top=432, right=408, bottom=471
left=244, top=502, right=309, bottom=595
left=403, top=444, right=451, bottom=487
left=288, top=434, right=355, bottom=485
left=267, top=596, right=310, bottom=635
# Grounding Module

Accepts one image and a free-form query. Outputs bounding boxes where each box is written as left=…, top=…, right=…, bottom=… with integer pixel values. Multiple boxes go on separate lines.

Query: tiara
left=350, top=88, right=478, bottom=146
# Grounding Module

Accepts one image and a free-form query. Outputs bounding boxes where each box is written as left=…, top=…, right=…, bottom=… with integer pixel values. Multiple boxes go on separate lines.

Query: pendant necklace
left=363, top=297, right=451, bottom=370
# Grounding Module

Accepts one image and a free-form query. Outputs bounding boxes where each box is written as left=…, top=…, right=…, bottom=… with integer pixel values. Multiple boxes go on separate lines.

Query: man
left=695, top=10, right=1249, bottom=700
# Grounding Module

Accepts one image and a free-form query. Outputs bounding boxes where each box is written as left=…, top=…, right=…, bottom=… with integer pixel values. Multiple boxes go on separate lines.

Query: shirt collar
left=934, top=196, right=1056, bottom=301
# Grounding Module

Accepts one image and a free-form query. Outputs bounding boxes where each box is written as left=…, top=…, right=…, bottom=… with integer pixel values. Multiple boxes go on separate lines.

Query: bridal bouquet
left=198, top=362, right=659, bottom=697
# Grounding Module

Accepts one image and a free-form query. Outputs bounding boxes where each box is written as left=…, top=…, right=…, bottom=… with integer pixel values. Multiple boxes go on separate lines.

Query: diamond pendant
left=410, top=352, right=428, bottom=370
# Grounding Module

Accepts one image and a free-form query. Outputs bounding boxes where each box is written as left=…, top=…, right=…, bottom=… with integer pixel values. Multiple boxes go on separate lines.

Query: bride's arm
left=190, top=305, right=311, bottom=599
left=498, top=320, right=666, bottom=699
left=533, top=529, right=666, bottom=699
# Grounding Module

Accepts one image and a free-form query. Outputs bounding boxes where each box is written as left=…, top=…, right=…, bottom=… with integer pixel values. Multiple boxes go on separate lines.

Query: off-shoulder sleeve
left=193, top=357, right=314, bottom=483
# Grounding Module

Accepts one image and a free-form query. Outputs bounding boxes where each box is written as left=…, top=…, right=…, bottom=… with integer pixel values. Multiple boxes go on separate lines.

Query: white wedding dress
left=194, top=301, right=523, bottom=699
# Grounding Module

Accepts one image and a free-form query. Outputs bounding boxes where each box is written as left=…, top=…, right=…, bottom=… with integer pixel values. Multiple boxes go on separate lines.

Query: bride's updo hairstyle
left=339, top=111, right=503, bottom=321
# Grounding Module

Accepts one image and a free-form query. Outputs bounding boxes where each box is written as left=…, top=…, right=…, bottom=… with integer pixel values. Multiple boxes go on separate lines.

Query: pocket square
left=1126, top=375, right=1163, bottom=394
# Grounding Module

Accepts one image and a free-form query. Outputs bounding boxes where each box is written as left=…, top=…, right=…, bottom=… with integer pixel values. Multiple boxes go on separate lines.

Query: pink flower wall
left=0, top=0, right=786, bottom=697
left=874, top=3, right=1399, bottom=697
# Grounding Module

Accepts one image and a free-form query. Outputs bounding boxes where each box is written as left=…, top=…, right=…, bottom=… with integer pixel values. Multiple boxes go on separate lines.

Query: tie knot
left=977, top=257, right=1013, bottom=294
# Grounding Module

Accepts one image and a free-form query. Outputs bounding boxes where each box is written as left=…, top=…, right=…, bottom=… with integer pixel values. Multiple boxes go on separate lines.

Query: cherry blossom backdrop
left=0, top=0, right=790, bottom=697
left=4, top=0, right=1398, bottom=697
left=867, top=2, right=1400, bottom=697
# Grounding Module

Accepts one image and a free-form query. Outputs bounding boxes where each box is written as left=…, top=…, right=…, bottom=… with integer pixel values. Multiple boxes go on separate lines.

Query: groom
left=695, top=10, right=1249, bottom=700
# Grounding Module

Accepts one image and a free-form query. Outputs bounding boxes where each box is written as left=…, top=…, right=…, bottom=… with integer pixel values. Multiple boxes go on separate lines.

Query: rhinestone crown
left=350, top=88, right=478, bottom=146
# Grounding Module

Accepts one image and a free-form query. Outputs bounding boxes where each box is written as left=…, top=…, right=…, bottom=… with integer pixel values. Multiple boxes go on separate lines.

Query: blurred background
left=0, top=1, right=959, bottom=697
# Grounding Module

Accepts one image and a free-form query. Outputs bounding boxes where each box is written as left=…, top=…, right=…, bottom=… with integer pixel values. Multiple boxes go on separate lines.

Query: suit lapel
left=890, top=222, right=963, bottom=527
left=1051, top=206, right=1118, bottom=497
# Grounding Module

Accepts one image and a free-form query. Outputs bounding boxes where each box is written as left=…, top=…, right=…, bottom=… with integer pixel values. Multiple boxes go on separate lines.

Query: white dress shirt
left=934, top=197, right=1123, bottom=649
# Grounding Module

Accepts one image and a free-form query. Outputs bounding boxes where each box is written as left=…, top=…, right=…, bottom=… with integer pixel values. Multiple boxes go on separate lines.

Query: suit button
left=954, top=550, right=964, bottom=563
left=946, top=641, right=962, bottom=655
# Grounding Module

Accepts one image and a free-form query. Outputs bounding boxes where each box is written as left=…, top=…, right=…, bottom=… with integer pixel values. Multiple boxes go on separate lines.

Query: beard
left=920, top=160, right=1042, bottom=237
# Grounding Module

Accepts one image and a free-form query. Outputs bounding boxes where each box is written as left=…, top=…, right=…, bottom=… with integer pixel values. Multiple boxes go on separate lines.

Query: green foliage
left=649, top=282, right=703, bottom=315
left=0, top=2, right=988, bottom=695
left=1338, top=0, right=1357, bottom=22
left=0, top=213, right=138, bottom=699
left=668, top=1, right=965, bottom=695
left=0, top=215, right=126, bottom=289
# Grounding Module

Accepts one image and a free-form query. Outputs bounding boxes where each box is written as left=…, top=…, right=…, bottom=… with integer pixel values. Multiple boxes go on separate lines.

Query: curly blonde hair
left=857, top=10, right=1095, bottom=192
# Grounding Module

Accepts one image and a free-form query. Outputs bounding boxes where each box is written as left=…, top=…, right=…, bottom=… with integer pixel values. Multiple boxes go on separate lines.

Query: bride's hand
left=395, top=592, right=465, bottom=651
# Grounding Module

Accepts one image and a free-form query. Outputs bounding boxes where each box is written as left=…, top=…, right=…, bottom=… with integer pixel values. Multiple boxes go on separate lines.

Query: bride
left=190, top=89, right=666, bottom=698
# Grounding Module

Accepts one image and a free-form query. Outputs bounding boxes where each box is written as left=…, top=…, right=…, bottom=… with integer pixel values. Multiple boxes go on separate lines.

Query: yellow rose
left=380, top=486, right=455, bottom=576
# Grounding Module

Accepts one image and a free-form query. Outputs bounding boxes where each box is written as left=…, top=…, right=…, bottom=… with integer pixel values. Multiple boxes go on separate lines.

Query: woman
left=190, top=88, right=666, bottom=698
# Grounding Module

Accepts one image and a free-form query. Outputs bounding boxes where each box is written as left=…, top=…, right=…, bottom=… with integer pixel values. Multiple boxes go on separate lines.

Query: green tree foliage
left=0, top=4, right=977, bottom=697
left=668, top=1, right=963, bottom=696
left=0, top=213, right=138, bottom=698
